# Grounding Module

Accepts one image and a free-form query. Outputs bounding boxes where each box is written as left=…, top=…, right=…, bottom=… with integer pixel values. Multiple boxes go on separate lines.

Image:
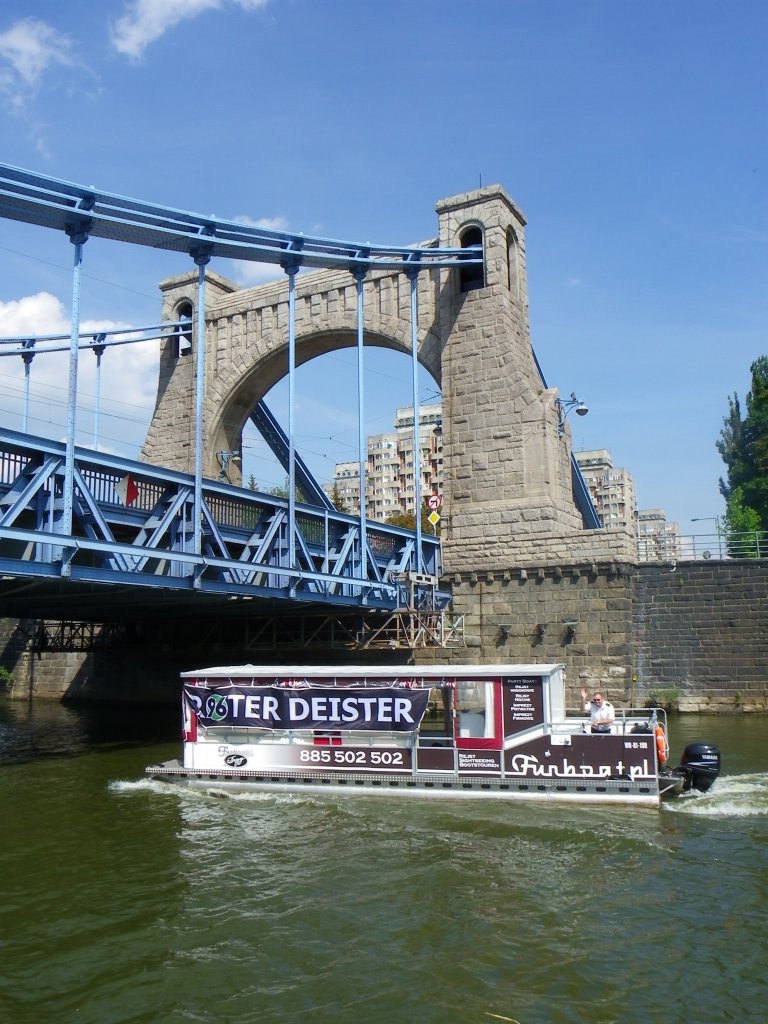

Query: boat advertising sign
left=211, top=744, right=414, bottom=774
left=504, top=734, right=655, bottom=782
left=501, top=677, right=545, bottom=734
left=183, top=685, right=430, bottom=733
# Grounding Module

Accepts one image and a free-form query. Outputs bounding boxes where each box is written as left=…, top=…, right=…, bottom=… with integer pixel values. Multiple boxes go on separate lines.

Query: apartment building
left=326, top=403, right=443, bottom=520
left=574, top=449, right=636, bottom=531
left=575, top=449, right=682, bottom=560
left=636, top=508, right=681, bottom=562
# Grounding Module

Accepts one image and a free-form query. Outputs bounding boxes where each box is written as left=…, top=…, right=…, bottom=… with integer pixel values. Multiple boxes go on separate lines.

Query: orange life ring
left=655, top=726, right=667, bottom=765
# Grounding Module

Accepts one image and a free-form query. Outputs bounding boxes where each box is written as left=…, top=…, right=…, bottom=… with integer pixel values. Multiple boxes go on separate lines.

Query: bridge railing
left=0, top=427, right=448, bottom=612
left=681, top=530, right=767, bottom=560
left=637, top=530, right=768, bottom=562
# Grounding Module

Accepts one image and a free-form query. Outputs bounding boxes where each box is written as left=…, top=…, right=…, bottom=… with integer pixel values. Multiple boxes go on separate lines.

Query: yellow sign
left=427, top=511, right=440, bottom=526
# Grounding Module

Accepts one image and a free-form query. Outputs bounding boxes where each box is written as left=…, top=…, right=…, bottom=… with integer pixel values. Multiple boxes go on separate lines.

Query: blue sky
left=0, top=0, right=766, bottom=535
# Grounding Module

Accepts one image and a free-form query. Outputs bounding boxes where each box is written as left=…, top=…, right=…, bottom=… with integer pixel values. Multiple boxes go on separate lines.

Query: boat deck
left=147, top=758, right=663, bottom=805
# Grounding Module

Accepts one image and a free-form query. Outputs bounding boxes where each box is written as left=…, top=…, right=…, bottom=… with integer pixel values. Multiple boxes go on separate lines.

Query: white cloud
left=234, top=214, right=288, bottom=232
left=229, top=212, right=290, bottom=286
left=0, top=291, right=68, bottom=336
left=0, top=292, right=159, bottom=453
left=0, top=18, right=77, bottom=115
left=111, top=0, right=271, bottom=60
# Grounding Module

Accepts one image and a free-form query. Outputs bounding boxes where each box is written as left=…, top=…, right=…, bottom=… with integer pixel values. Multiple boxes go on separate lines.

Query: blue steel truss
left=249, top=400, right=334, bottom=512
left=0, top=428, right=447, bottom=614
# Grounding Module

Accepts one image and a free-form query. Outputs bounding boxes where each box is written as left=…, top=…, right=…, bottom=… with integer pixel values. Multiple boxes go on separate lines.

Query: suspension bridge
left=0, top=163, right=488, bottom=648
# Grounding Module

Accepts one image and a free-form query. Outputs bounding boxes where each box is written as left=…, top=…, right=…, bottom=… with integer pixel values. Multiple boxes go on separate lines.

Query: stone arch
left=205, top=319, right=444, bottom=478
left=141, top=185, right=630, bottom=572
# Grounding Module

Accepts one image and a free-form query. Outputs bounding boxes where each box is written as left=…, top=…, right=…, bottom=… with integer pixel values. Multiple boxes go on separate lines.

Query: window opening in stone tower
left=174, top=301, right=194, bottom=358
left=459, top=226, right=484, bottom=292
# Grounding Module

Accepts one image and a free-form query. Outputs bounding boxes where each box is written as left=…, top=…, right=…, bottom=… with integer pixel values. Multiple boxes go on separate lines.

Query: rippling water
left=1, top=699, right=767, bottom=1024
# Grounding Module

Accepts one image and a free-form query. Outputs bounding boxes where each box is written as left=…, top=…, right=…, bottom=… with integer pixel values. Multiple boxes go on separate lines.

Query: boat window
left=457, top=682, right=494, bottom=738
left=418, top=688, right=452, bottom=737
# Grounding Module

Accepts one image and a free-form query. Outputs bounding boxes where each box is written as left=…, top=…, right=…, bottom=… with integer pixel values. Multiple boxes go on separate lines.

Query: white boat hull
left=147, top=758, right=663, bottom=807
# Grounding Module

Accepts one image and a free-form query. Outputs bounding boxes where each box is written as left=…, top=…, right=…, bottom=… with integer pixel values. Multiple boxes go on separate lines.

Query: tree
left=328, top=484, right=349, bottom=514
left=385, top=504, right=440, bottom=536
left=723, top=486, right=762, bottom=556
left=267, top=477, right=310, bottom=503
left=717, top=356, right=768, bottom=545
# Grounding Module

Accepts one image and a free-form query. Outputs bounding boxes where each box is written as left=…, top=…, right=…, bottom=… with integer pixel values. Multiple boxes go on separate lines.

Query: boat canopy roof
left=180, top=663, right=564, bottom=681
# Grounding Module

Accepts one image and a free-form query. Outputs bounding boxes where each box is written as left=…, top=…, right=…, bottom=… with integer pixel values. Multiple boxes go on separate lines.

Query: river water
left=1, top=699, right=766, bottom=1024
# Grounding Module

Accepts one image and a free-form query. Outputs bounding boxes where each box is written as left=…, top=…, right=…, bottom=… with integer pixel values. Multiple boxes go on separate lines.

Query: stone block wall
left=418, top=563, right=635, bottom=710
left=632, top=561, right=768, bottom=712
left=416, top=558, right=768, bottom=713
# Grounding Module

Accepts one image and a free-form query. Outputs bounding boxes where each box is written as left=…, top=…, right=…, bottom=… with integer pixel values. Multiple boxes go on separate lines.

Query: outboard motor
left=678, top=742, right=720, bottom=793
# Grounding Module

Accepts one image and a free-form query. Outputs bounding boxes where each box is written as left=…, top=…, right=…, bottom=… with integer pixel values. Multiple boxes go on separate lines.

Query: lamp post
left=217, top=450, right=241, bottom=482
left=691, top=516, right=723, bottom=559
left=556, top=392, right=589, bottom=437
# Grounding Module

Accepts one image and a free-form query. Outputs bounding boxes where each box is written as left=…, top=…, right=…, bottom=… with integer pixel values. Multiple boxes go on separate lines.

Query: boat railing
left=200, top=726, right=415, bottom=748
left=565, top=706, right=669, bottom=736
left=417, top=734, right=454, bottom=747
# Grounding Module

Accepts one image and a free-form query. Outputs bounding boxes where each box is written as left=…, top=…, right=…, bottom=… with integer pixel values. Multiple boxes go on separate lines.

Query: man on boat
left=580, top=689, right=615, bottom=733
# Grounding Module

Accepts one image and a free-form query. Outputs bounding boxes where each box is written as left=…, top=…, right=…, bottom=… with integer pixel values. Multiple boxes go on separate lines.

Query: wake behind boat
left=146, top=663, right=720, bottom=807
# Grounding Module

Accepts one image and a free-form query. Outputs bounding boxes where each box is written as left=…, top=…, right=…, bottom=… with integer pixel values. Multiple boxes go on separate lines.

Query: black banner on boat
left=184, top=686, right=430, bottom=732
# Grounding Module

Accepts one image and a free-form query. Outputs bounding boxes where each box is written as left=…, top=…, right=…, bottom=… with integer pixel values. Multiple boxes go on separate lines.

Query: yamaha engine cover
left=679, top=742, right=720, bottom=792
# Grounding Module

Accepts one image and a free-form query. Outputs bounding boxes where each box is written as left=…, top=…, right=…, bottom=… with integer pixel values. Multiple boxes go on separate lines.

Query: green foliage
left=0, top=665, right=12, bottom=689
left=724, top=486, right=761, bottom=532
left=646, top=687, right=680, bottom=712
left=717, top=355, right=768, bottom=536
left=723, top=486, right=762, bottom=556
left=328, top=484, right=349, bottom=514
left=268, top=478, right=309, bottom=503
left=385, top=504, right=440, bottom=535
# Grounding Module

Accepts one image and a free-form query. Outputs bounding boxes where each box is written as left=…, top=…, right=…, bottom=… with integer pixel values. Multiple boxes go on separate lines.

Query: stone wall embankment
left=631, top=560, right=768, bottom=712
left=417, top=559, right=768, bottom=713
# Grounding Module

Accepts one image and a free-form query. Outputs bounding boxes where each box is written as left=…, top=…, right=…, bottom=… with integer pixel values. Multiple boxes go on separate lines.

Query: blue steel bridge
left=0, top=164, right=482, bottom=647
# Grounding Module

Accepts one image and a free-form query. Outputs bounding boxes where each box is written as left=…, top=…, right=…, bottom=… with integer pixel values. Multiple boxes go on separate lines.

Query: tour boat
left=146, top=663, right=720, bottom=807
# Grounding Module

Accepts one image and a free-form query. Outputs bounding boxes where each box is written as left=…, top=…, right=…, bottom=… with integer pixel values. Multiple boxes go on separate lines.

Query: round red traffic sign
left=426, top=494, right=443, bottom=511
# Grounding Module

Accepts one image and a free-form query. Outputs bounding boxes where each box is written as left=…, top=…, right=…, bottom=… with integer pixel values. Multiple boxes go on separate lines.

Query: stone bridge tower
left=141, top=185, right=634, bottom=574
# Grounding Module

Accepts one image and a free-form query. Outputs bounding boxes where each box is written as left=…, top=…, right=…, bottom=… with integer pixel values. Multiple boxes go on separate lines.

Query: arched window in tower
left=507, top=227, right=520, bottom=300
left=173, top=301, right=193, bottom=358
left=458, top=226, right=484, bottom=292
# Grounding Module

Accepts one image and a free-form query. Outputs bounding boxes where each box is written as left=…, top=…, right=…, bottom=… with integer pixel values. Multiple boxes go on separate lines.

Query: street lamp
left=217, top=449, right=241, bottom=482
left=556, top=392, right=589, bottom=437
